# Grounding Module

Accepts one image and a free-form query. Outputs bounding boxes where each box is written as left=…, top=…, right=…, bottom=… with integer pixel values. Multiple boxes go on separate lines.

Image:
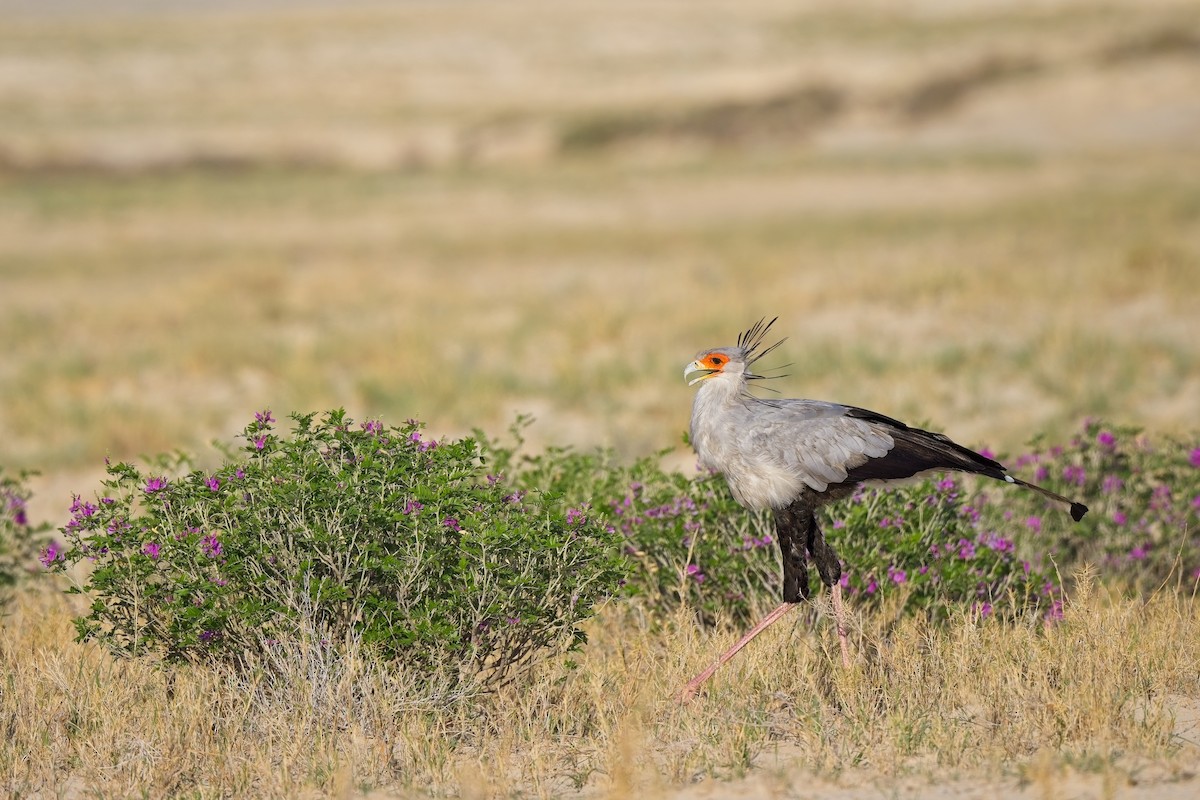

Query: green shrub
left=46, top=410, right=625, bottom=690
left=977, top=419, right=1200, bottom=591
left=611, top=467, right=1058, bottom=626
left=573, top=420, right=1198, bottom=627
left=1, top=469, right=51, bottom=610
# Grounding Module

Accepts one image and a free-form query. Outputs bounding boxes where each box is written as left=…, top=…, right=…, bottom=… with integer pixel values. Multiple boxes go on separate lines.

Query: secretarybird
left=680, top=318, right=1087, bottom=702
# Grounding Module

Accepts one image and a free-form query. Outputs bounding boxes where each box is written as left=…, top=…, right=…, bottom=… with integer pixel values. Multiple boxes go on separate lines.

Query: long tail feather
left=1005, top=475, right=1089, bottom=521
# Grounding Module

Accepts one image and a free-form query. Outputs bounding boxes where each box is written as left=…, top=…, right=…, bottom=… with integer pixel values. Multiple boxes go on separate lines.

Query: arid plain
left=2, top=1, right=1199, bottom=797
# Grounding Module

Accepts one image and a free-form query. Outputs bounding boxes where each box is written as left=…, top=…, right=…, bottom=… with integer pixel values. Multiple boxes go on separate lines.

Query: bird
left=678, top=317, right=1088, bottom=702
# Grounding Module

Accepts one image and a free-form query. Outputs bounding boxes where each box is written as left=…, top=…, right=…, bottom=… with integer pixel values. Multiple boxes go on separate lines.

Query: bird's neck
left=695, top=374, right=746, bottom=408
left=690, top=376, right=748, bottom=467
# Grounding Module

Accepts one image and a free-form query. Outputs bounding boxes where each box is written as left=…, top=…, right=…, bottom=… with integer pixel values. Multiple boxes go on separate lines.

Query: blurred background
left=2, top=0, right=1198, bottom=523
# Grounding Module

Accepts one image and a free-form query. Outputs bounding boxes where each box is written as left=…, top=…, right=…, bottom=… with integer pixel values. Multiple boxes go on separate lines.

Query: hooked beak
left=684, top=360, right=715, bottom=386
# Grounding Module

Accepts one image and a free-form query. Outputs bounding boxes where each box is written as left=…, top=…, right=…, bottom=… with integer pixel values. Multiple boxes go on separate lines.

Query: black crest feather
left=737, top=317, right=787, bottom=366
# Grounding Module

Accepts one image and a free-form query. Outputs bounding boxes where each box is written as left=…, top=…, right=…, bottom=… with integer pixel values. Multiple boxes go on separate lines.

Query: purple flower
left=69, top=495, right=98, bottom=517
left=255, top=410, right=275, bottom=425
left=199, top=630, right=217, bottom=643
left=142, top=542, right=161, bottom=559
left=144, top=477, right=168, bottom=494
left=1096, top=430, right=1116, bottom=448
left=979, top=448, right=996, bottom=460
left=1192, top=495, right=1200, bottom=513
left=200, top=534, right=222, bottom=558
left=1025, top=516, right=1042, bottom=533
left=1190, top=448, right=1200, bottom=468
left=983, top=533, right=1014, bottom=553
left=486, top=473, right=503, bottom=485
left=566, top=507, right=586, bottom=526
left=418, top=439, right=438, bottom=453
left=505, top=491, right=526, bottom=505
left=686, top=563, right=705, bottom=583
left=1129, top=543, right=1150, bottom=561
left=1101, top=475, right=1124, bottom=494
left=973, top=601, right=993, bottom=619
left=887, top=565, right=907, bottom=585
left=443, top=517, right=461, bottom=532
left=831, top=519, right=845, bottom=529
left=865, top=577, right=878, bottom=595
left=958, top=539, right=976, bottom=560
left=403, top=499, right=424, bottom=516
left=235, top=467, right=245, bottom=480
left=39, top=541, right=63, bottom=567
left=254, top=436, right=268, bottom=451
left=361, top=419, right=383, bottom=435
left=1112, top=510, right=1128, bottom=526
left=205, top=475, right=220, bottom=492
left=1045, top=600, right=1064, bottom=622
left=1035, top=465, right=1050, bottom=482
left=1062, top=465, right=1086, bottom=487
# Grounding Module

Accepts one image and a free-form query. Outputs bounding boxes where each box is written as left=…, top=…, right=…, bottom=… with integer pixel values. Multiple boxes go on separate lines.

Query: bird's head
left=684, top=317, right=786, bottom=387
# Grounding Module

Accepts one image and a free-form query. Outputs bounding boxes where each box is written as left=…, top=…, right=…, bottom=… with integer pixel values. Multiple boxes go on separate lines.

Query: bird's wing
left=741, top=400, right=895, bottom=492
left=743, top=400, right=1006, bottom=493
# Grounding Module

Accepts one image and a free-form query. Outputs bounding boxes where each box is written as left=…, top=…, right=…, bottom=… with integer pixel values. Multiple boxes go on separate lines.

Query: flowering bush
left=607, top=467, right=1057, bottom=626
left=484, top=425, right=774, bottom=626
left=46, top=410, right=625, bottom=689
left=1, top=469, right=52, bottom=609
left=582, top=420, right=1197, bottom=627
left=977, top=420, right=1200, bottom=591
left=505, top=445, right=1056, bottom=627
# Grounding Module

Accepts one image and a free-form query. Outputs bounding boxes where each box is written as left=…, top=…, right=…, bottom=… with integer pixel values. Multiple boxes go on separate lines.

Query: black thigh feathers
left=774, top=503, right=842, bottom=603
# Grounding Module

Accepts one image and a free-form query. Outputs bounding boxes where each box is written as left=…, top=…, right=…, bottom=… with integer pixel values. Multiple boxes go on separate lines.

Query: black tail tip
left=1070, top=502, right=1088, bottom=522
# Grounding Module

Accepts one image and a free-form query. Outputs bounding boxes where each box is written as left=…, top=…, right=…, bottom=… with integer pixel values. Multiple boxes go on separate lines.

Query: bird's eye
left=708, top=355, right=725, bottom=366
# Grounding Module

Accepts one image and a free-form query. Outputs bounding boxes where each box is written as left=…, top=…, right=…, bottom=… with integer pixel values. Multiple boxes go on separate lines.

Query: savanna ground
left=2, top=0, right=1200, bottom=797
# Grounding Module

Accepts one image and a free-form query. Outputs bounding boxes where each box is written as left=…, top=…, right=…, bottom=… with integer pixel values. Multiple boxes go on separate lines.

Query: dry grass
left=2, top=0, right=1200, bottom=796
left=3, top=572, right=1199, bottom=798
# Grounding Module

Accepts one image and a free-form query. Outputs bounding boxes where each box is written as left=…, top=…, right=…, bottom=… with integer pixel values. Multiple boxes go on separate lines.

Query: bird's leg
left=807, top=515, right=851, bottom=668
left=830, top=581, right=851, bottom=669
left=778, top=504, right=811, bottom=603
left=677, top=508, right=808, bottom=704
left=677, top=601, right=797, bottom=704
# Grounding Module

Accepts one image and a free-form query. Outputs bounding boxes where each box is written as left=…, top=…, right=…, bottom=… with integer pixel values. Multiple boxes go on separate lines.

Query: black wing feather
left=839, top=407, right=1007, bottom=483
left=837, top=407, right=1089, bottom=520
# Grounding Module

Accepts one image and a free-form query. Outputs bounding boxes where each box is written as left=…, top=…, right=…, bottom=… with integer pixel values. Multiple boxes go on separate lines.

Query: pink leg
left=831, top=582, right=851, bottom=669
left=678, top=602, right=797, bottom=704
